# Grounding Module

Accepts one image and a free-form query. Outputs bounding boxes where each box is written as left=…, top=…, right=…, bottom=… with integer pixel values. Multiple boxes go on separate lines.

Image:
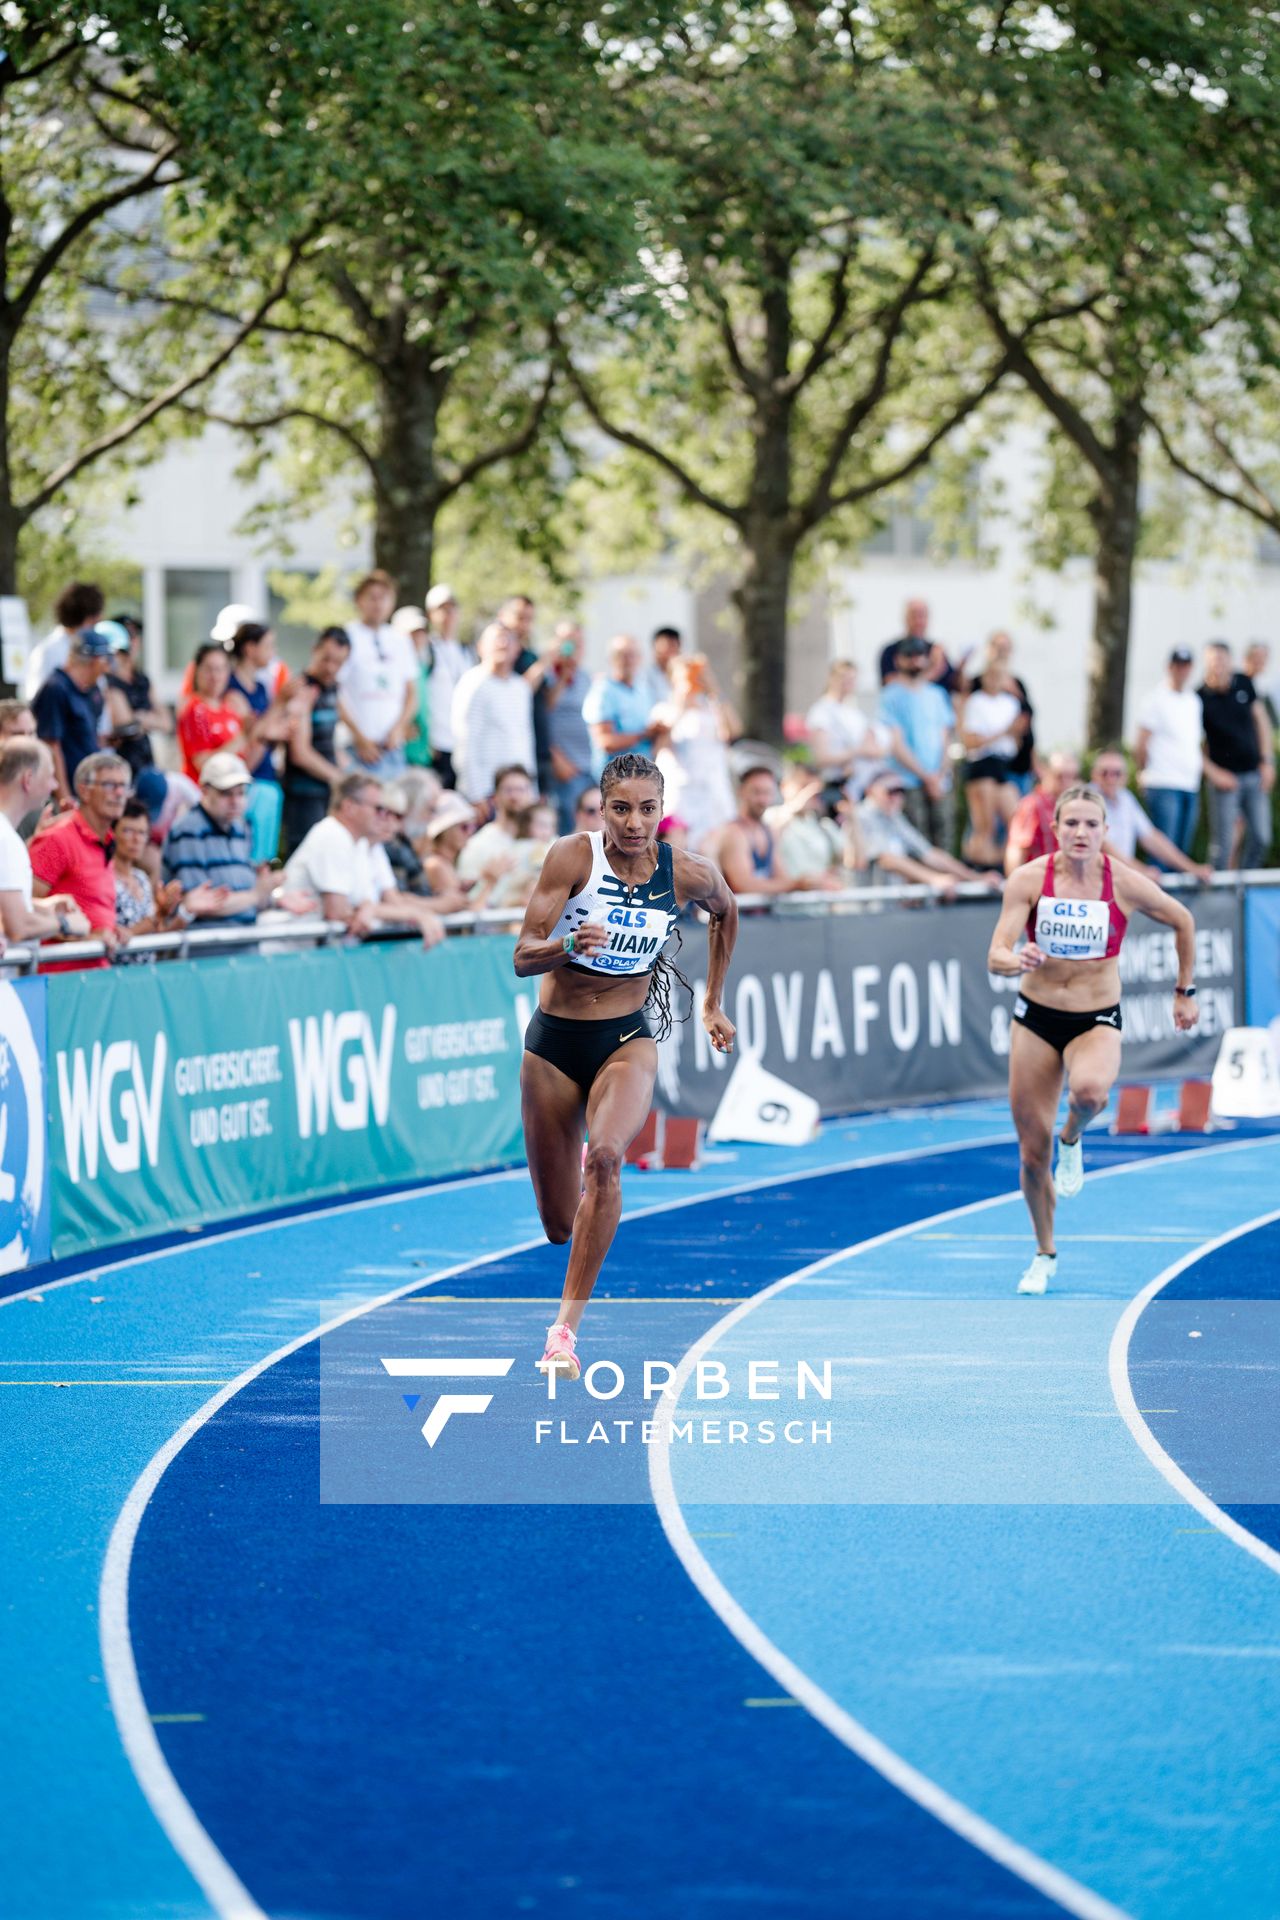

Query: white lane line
left=648, top=1133, right=1280, bottom=1920
left=1108, top=1205, right=1280, bottom=1582
left=98, top=1125, right=1015, bottom=1920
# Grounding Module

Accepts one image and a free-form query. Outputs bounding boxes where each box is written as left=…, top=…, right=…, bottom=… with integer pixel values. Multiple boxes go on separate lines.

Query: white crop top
left=550, top=832, right=678, bottom=978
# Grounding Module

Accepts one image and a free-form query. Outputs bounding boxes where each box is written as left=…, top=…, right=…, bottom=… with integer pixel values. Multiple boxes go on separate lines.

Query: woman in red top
left=988, top=782, right=1199, bottom=1295
left=178, top=643, right=253, bottom=781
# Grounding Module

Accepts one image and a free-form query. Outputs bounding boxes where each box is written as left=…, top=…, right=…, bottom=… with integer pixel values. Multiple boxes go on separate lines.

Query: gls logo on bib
left=1034, top=897, right=1110, bottom=960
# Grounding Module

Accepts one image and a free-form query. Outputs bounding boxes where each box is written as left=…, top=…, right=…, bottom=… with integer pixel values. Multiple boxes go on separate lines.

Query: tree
left=558, top=3, right=1018, bottom=740
left=945, top=0, right=1277, bottom=741
left=0, top=7, right=300, bottom=617
left=120, top=0, right=676, bottom=602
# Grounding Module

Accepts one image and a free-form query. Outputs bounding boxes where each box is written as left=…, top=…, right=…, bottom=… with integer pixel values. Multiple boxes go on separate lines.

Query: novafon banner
left=47, top=939, right=524, bottom=1260
left=0, top=977, right=50, bottom=1272
left=653, top=891, right=1243, bottom=1121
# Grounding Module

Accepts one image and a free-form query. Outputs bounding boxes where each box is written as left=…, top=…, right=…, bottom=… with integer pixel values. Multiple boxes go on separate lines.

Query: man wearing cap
left=32, top=625, right=116, bottom=806
left=22, top=581, right=105, bottom=702
left=422, top=585, right=474, bottom=788
left=858, top=768, right=999, bottom=894
left=105, top=615, right=168, bottom=776
left=161, top=752, right=280, bottom=926
left=878, top=635, right=956, bottom=849
left=340, top=570, right=418, bottom=777
left=1134, top=649, right=1204, bottom=857
left=29, top=749, right=130, bottom=965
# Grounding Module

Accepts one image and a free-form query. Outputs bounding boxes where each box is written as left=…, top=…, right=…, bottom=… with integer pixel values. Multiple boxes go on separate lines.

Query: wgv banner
left=47, top=939, right=524, bottom=1261
left=0, top=977, right=50, bottom=1273
left=654, top=890, right=1243, bottom=1121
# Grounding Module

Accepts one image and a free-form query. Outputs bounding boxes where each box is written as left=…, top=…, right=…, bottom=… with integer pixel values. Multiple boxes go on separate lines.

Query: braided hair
left=599, top=753, right=692, bottom=1043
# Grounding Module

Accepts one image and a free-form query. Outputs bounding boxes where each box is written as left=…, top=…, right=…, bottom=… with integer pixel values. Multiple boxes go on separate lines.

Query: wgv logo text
left=57, top=1036, right=167, bottom=1181
left=288, top=1008, right=396, bottom=1138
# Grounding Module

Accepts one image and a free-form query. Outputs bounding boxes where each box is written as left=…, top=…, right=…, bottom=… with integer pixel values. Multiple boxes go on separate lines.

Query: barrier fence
left=0, top=875, right=1273, bottom=1276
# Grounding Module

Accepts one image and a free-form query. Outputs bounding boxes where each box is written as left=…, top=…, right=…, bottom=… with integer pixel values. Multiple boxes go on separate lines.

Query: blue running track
left=2, top=1100, right=1278, bottom=1920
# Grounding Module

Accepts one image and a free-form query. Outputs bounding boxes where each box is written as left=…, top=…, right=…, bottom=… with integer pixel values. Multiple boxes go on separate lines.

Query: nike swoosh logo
left=619, top=1028, right=645, bottom=1043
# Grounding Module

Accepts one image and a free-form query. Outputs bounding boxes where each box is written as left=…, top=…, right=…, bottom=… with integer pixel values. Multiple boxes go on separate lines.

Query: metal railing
left=1, top=867, right=1275, bottom=973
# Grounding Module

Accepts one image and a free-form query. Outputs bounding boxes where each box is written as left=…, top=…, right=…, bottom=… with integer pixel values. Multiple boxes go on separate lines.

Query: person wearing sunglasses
left=29, top=749, right=131, bottom=967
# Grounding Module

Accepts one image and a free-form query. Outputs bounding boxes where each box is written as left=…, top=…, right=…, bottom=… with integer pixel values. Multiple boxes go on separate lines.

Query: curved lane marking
left=1108, top=1205, right=1280, bottom=1581
left=97, top=1128, right=1014, bottom=1919
left=648, top=1136, right=1280, bottom=1920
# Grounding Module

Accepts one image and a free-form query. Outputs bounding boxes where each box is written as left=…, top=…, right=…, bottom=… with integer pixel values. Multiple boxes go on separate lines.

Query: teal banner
left=47, top=938, right=524, bottom=1260
left=0, top=976, right=50, bottom=1274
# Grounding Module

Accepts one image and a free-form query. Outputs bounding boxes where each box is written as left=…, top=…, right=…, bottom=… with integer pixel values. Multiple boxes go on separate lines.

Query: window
left=268, top=575, right=325, bottom=672
left=163, top=569, right=232, bottom=672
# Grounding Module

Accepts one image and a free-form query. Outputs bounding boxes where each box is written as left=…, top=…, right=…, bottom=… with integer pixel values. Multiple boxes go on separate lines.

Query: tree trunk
left=733, top=524, right=795, bottom=744
left=371, top=343, right=445, bottom=603
left=0, top=350, right=21, bottom=693
left=1085, top=394, right=1144, bottom=747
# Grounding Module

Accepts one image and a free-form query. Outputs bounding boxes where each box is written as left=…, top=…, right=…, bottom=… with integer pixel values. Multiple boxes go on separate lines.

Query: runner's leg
left=552, top=1040, right=657, bottom=1334
left=520, top=1051, right=587, bottom=1246
left=1060, top=1027, right=1123, bottom=1146
left=1010, top=1022, right=1064, bottom=1255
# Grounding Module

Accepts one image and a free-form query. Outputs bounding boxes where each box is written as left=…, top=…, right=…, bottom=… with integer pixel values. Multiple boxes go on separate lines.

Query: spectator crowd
left=0, top=573, right=1274, bottom=968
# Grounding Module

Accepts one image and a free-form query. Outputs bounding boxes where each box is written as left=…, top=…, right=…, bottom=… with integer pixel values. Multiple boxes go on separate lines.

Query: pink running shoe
left=537, top=1322, right=581, bottom=1382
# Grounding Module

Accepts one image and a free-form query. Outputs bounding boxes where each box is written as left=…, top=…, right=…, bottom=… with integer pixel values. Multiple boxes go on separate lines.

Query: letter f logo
left=380, top=1358, right=515, bottom=1446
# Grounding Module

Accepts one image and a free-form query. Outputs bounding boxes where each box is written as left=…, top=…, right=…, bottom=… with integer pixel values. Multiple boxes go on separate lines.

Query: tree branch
left=84, top=277, right=381, bottom=369
left=786, top=238, right=856, bottom=395
left=820, top=357, right=1010, bottom=519
left=13, top=37, right=83, bottom=85
left=440, top=361, right=557, bottom=499
left=976, top=271, right=1114, bottom=481
left=561, top=349, right=744, bottom=526
left=326, top=266, right=381, bottom=347
left=796, top=245, right=938, bottom=529
left=189, top=404, right=379, bottom=478
left=17, top=244, right=306, bottom=520
left=12, top=140, right=181, bottom=324
left=1146, top=409, right=1279, bottom=531
left=695, top=271, right=767, bottom=401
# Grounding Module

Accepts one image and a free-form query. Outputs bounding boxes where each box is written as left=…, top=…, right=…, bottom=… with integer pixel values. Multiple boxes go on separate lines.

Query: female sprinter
left=988, top=782, right=1200, bottom=1295
left=515, top=752, right=737, bottom=1378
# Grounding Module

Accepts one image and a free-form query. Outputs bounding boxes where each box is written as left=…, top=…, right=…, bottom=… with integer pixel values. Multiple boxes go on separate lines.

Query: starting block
left=1112, top=1080, right=1215, bottom=1136
left=625, top=1111, right=705, bottom=1171
left=1113, top=1085, right=1153, bottom=1134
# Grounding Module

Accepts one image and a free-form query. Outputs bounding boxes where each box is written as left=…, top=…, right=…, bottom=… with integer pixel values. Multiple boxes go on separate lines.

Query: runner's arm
left=513, top=836, right=604, bottom=975
left=674, top=849, right=737, bottom=1053
left=987, top=863, right=1042, bottom=974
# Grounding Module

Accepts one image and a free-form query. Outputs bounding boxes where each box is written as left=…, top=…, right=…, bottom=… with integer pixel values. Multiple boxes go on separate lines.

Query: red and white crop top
left=1025, top=854, right=1127, bottom=962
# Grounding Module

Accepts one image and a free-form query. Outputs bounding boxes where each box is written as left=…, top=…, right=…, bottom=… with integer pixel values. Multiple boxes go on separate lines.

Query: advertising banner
left=47, top=938, right=524, bottom=1260
left=1245, top=887, right=1280, bottom=1028
left=0, top=976, right=50, bottom=1273
left=654, top=890, right=1242, bottom=1121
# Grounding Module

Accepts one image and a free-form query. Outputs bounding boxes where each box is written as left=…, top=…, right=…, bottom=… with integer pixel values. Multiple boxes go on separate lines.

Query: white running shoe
left=1018, top=1252, right=1057, bottom=1295
left=1053, top=1135, right=1084, bottom=1199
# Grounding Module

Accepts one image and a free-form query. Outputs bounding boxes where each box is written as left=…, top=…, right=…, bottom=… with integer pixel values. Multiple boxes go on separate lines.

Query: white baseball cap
left=392, top=605, right=429, bottom=637
left=210, top=602, right=259, bottom=643
left=425, top=583, right=457, bottom=612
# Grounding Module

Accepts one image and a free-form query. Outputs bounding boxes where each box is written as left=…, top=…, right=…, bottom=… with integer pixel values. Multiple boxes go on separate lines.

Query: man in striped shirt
left=161, top=751, right=276, bottom=925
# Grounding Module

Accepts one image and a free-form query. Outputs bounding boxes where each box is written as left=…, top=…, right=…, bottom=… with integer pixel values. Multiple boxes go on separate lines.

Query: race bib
left=572, top=903, right=675, bottom=976
left=1034, top=896, right=1110, bottom=961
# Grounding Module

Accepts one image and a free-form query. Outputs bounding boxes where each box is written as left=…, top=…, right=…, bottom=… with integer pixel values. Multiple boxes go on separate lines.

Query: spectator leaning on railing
left=161, top=752, right=292, bottom=928
left=29, top=748, right=131, bottom=964
left=858, top=767, right=1001, bottom=898
left=1089, top=749, right=1212, bottom=883
left=283, top=773, right=445, bottom=947
left=112, top=799, right=214, bottom=961
left=710, top=765, right=843, bottom=896
left=0, top=739, right=89, bottom=945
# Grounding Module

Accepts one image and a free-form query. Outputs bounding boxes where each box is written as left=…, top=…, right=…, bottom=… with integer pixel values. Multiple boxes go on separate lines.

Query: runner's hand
left=703, top=1005, right=735, bottom=1054
left=1173, top=994, right=1200, bottom=1033
left=571, top=920, right=610, bottom=957
left=1018, top=942, right=1047, bottom=971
